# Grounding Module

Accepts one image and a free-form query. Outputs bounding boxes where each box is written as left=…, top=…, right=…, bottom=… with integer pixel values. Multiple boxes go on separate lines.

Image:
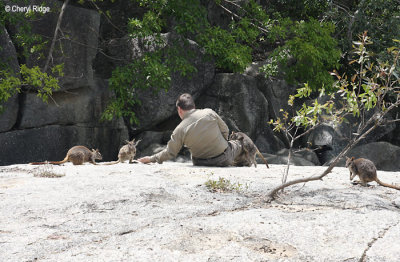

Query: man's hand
left=138, top=156, right=151, bottom=164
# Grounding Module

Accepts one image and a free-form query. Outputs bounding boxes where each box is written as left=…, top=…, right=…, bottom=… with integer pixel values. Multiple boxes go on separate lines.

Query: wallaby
left=103, top=139, right=141, bottom=165
left=229, top=131, right=269, bottom=168
left=30, top=146, right=102, bottom=165
left=345, top=156, right=400, bottom=190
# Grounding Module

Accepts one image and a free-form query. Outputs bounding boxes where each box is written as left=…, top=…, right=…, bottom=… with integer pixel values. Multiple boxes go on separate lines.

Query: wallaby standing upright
left=103, top=139, right=141, bottom=165
left=229, top=131, right=269, bottom=168
left=30, top=146, right=102, bottom=165
left=345, top=156, right=400, bottom=190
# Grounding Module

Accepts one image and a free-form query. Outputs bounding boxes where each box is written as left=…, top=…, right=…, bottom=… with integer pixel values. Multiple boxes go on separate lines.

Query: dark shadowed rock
left=336, top=141, right=400, bottom=171
left=134, top=131, right=171, bottom=158
left=307, top=125, right=347, bottom=164
left=259, top=79, right=297, bottom=120
left=307, top=95, right=397, bottom=165
left=259, top=148, right=319, bottom=166
left=97, top=32, right=215, bottom=133
left=131, top=34, right=215, bottom=132
left=0, top=26, right=20, bottom=132
left=18, top=78, right=113, bottom=129
left=254, top=131, right=286, bottom=154
left=0, top=95, right=19, bottom=133
left=27, top=1, right=100, bottom=90
left=197, top=73, right=285, bottom=154
left=0, top=123, right=127, bottom=165
left=262, top=153, right=316, bottom=166
left=278, top=148, right=320, bottom=165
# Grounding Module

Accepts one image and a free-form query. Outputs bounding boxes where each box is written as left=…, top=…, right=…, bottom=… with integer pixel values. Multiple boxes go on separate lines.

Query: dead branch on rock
left=266, top=32, right=400, bottom=202
left=266, top=97, right=400, bottom=202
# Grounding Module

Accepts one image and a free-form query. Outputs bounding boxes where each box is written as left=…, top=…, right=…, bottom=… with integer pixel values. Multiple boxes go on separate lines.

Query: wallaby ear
left=351, top=157, right=355, bottom=160
left=346, top=156, right=349, bottom=160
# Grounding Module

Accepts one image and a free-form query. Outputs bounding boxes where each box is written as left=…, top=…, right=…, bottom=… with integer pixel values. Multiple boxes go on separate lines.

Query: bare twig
left=43, top=0, right=70, bottom=73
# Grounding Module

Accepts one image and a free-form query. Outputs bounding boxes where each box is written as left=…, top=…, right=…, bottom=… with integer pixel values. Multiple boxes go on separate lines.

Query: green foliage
left=0, top=1, right=48, bottom=61
left=198, top=26, right=252, bottom=72
left=104, top=0, right=270, bottom=123
left=334, top=33, right=400, bottom=117
left=269, top=83, right=337, bottom=132
left=132, top=0, right=268, bottom=72
left=0, top=64, right=63, bottom=112
left=205, top=176, right=248, bottom=193
left=103, top=37, right=197, bottom=124
left=270, top=32, right=400, bottom=140
left=102, top=50, right=171, bottom=124
left=266, top=33, right=400, bottom=198
left=0, top=1, right=63, bottom=113
left=263, top=18, right=341, bottom=91
left=0, top=70, right=20, bottom=112
left=20, top=64, right=63, bottom=103
left=329, top=0, right=400, bottom=59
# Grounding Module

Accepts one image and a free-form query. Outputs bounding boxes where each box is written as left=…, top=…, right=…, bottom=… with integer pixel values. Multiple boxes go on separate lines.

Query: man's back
left=150, top=108, right=229, bottom=163
left=179, top=108, right=229, bottom=159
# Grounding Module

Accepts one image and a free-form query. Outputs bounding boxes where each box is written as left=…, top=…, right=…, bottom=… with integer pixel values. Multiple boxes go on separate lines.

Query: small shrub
left=205, top=177, right=248, bottom=193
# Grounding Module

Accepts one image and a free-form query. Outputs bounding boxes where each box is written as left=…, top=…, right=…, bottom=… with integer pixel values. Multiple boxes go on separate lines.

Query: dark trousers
left=192, top=140, right=242, bottom=167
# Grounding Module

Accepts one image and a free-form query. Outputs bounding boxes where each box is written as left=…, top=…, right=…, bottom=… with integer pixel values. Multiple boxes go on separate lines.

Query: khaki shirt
left=150, top=108, right=229, bottom=163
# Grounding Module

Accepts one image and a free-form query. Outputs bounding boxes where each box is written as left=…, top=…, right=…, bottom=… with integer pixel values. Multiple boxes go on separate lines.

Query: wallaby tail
left=256, top=150, right=269, bottom=168
left=30, top=156, right=68, bottom=165
left=29, top=161, right=50, bottom=165
left=101, top=160, right=121, bottom=165
left=376, top=178, right=400, bottom=190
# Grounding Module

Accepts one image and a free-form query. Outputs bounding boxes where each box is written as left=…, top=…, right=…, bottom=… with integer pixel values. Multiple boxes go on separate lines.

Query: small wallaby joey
left=103, top=139, right=141, bottom=165
left=30, top=146, right=102, bottom=165
left=229, top=131, right=269, bottom=168
left=345, top=156, right=400, bottom=190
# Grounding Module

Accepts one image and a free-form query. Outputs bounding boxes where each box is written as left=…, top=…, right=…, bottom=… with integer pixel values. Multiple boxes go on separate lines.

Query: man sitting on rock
left=138, top=93, right=242, bottom=166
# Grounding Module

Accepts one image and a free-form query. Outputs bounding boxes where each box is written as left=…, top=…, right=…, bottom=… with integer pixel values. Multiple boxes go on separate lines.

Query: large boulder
left=0, top=26, right=20, bottom=132
left=248, top=61, right=297, bottom=121
left=96, top=32, right=215, bottom=133
left=0, top=123, right=127, bottom=165
left=380, top=107, right=400, bottom=147
left=0, top=1, right=130, bottom=165
left=306, top=125, right=347, bottom=164
left=132, top=34, right=215, bottom=132
left=336, top=142, right=400, bottom=171
left=18, top=78, right=113, bottom=129
left=197, top=73, right=285, bottom=154
left=134, top=131, right=171, bottom=158
left=307, top=93, right=397, bottom=164
left=0, top=76, right=129, bottom=165
left=259, top=148, right=319, bottom=166
left=26, top=1, right=101, bottom=90
left=262, top=154, right=316, bottom=166
left=245, top=62, right=297, bottom=151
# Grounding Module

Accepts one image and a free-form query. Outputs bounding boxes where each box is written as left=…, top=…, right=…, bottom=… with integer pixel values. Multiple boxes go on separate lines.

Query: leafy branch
left=266, top=33, right=400, bottom=201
